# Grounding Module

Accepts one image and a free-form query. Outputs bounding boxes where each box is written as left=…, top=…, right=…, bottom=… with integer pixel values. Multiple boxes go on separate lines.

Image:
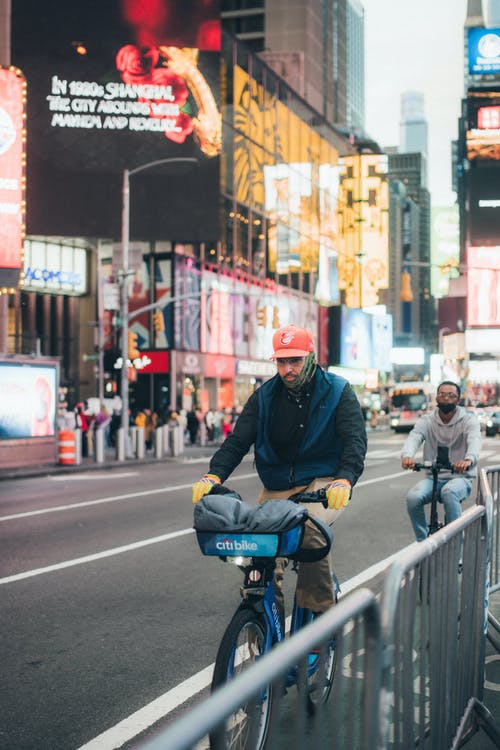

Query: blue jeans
left=406, top=477, right=473, bottom=542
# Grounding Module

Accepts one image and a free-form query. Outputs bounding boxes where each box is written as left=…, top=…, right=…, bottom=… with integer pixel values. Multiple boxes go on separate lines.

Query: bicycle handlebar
left=287, top=488, right=328, bottom=507
left=413, top=461, right=454, bottom=472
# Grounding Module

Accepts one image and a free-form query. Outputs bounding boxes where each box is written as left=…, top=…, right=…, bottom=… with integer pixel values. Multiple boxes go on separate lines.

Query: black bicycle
left=413, top=445, right=454, bottom=535
left=195, top=487, right=339, bottom=750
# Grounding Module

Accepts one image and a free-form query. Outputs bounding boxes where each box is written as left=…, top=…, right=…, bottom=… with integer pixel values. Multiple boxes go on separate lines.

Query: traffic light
left=400, top=271, right=413, bottom=302
left=153, top=311, right=165, bottom=333
left=272, top=306, right=280, bottom=329
left=256, top=305, right=267, bottom=327
left=127, top=329, right=140, bottom=359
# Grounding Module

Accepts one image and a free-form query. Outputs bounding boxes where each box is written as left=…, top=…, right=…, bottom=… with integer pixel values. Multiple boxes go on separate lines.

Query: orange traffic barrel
left=58, top=430, right=76, bottom=465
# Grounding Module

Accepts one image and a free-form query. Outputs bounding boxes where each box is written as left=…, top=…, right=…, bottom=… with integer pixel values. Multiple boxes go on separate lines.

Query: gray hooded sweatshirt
left=401, top=406, right=481, bottom=480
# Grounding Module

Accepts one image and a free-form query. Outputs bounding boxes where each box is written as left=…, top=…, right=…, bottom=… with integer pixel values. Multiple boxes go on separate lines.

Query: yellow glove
left=325, top=479, right=352, bottom=510
left=192, top=473, right=221, bottom=504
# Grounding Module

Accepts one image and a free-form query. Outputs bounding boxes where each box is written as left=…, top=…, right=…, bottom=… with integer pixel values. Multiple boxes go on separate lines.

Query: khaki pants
left=259, top=477, right=344, bottom=615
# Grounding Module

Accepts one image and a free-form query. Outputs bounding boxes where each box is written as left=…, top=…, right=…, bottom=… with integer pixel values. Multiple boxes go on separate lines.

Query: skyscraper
left=400, top=91, right=428, bottom=187
left=221, top=0, right=365, bottom=133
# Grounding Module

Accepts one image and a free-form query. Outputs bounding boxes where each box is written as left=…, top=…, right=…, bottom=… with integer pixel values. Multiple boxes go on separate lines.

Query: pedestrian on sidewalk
left=187, top=409, right=200, bottom=445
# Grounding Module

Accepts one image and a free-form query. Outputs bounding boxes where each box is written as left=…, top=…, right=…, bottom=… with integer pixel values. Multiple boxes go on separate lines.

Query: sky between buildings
left=362, top=0, right=468, bottom=207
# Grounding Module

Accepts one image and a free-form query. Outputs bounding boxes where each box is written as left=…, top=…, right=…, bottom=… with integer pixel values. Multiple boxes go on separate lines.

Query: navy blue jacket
left=209, top=367, right=367, bottom=491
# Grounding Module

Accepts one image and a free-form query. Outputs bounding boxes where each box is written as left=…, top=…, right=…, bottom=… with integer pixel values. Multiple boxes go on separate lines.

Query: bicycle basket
left=196, top=525, right=304, bottom=558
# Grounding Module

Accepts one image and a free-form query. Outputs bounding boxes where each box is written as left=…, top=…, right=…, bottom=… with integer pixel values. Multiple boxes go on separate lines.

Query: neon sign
left=0, top=66, right=26, bottom=290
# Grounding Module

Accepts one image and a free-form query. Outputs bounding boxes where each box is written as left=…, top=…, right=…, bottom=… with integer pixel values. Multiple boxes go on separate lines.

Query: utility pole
left=119, top=157, right=199, bottom=449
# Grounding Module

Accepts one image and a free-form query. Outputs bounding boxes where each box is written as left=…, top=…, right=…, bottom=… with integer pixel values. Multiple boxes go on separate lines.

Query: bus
left=389, top=381, right=436, bottom=433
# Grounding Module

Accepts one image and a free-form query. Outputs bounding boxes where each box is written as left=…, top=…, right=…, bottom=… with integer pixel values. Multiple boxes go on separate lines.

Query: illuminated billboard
left=12, top=1, right=221, bottom=241
left=233, top=66, right=340, bottom=274
left=468, top=28, right=500, bottom=75
left=0, top=361, right=57, bottom=439
left=0, top=66, right=26, bottom=291
left=23, top=240, right=88, bottom=295
left=468, top=165, right=500, bottom=244
left=431, top=206, right=459, bottom=298
left=337, top=154, right=389, bottom=308
left=466, top=90, right=500, bottom=161
left=340, top=308, right=373, bottom=370
left=467, top=245, right=500, bottom=327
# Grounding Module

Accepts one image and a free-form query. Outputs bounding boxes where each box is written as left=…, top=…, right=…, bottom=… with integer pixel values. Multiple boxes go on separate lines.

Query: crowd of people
left=58, top=400, right=243, bottom=457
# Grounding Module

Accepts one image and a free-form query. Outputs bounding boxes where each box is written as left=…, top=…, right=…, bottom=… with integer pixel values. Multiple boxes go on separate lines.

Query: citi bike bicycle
left=413, top=444, right=454, bottom=535
left=195, top=486, right=339, bottom=750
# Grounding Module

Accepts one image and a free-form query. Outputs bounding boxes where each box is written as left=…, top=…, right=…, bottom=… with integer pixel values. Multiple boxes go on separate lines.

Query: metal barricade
left=138, top=589, right=382, bottom=750
left=379, top=471, right=499, bottom=749
left=480, top=465, right=500, bottom=654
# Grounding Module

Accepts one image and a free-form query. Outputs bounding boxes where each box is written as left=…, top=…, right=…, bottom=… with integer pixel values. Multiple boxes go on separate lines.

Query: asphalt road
left=1, top=431, right=497, bottom=750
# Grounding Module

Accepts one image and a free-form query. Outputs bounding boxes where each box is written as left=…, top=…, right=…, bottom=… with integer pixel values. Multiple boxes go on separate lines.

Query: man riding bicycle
left=192, top=324, right=367, bottom=619
left=401, top=380, right=481, bottom=541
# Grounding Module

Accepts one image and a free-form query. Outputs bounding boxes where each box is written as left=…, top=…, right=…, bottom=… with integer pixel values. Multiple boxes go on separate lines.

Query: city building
left=387, top=152, right=434, bottom=351
left=400, top=91, right=428, bottom=187
left=453, top=0, right=500, bottom=401
left=221, top=0, right=365, bottom=133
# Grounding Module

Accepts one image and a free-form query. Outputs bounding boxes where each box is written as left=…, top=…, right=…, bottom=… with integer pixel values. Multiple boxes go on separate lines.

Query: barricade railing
left=138, top=589, right=382, bottom=750
left=379, top=486, right=498, bottom=749
left=135, top=468, right=500, bottom=750
left=479, top=464, right=500, bottom=654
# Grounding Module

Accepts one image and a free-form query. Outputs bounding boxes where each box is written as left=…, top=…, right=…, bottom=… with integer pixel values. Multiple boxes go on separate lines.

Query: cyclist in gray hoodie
left=401, top=380, right=481, bottom=541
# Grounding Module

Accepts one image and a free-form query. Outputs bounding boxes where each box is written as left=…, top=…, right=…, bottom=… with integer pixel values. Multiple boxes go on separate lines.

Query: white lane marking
left=75, top=666, right=215, bottom=750
left=366, top=449, right=403, bottom=459
left=358, top=470, right=408, bottom=485
left=481, top=449, right=500, bottom=461
left=75, top=547, right=400, bottom=750
left=0, top=474, right=258, bottom=523
left=50, top=472, right=139, bottom=481
left=0, top=529, right=194, bottom=585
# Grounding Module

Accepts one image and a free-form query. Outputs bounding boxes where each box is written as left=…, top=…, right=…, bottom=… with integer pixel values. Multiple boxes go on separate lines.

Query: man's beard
left=280, top=353, right=317, bottom=396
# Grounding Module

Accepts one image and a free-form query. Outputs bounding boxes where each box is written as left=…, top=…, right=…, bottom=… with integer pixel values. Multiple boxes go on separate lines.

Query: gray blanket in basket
left=193, top=493, right=309, bottom=533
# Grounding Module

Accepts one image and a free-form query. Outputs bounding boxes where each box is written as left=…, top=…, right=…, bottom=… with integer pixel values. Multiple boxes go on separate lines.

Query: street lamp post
left=119, top=157, right=199, bottom=442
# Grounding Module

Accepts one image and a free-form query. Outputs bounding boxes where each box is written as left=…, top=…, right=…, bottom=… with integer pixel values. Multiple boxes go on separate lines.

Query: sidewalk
left=0, top=441, right=217, bottom=481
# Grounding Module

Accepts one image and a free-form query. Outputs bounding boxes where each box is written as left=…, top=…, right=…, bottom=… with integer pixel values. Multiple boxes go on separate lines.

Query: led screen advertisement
left=468, top=165, right=500, bottom=244
left=340, top=308, right=373, bottom=371
left=468, top=28, right=500, bottom=75
left=467, top=246, right=500, bottom=327
left=371, top=313, right=393, bottom=373
left=337, top=154, right=389, bottom=308
left=232, top=66, right=340, bottom=275
left=0, top=66, right=26, bottom=290
left=0, top=361, right=57, bottom=439
left=466, top=91, right=500, bottom=162
left=430, top=206, right=459, bottom=298
left=199, top=267, right=318, bottom=361
left=12, top=0, right=221, bottom=241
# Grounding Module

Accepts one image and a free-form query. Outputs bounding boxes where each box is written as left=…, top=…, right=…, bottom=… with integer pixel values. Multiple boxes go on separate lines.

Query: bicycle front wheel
left=210, top=608, right=273, bottom=750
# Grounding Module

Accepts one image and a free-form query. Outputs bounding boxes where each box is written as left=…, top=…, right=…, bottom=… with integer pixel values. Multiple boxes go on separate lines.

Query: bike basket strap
left=196, top=526, right=303, bottom=558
